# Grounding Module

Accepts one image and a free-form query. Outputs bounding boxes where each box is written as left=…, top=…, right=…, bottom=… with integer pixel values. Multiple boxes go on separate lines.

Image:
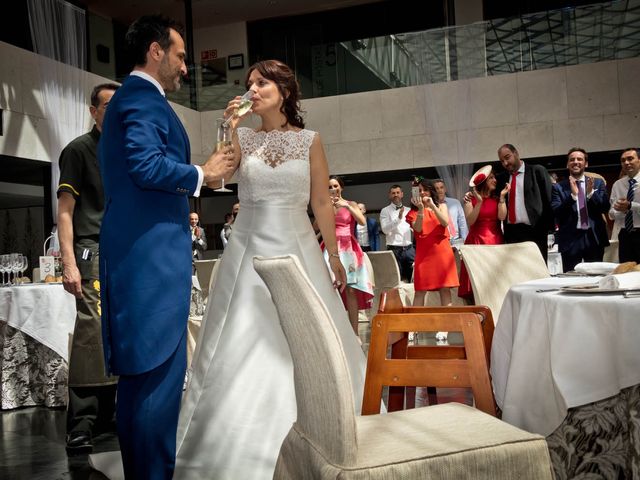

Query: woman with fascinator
left=457, top=165, right=510, bottom=299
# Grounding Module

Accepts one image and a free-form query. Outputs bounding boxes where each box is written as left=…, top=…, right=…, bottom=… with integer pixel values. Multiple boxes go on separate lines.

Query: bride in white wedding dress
left=173, top=60, right=368, bottom=479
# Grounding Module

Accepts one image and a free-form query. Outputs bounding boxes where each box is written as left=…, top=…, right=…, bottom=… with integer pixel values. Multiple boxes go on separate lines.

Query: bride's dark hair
left=245, top=60, right=305, bottom=129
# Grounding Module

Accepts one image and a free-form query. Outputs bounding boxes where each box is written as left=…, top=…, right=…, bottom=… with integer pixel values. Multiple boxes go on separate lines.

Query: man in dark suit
left=497, top=144, right=554, bottom=261
left=99, top=15, right=234, bottom=479
left=551, top=148, right=610, bottom=272
left=189, top=212, right=207, bottom=260
left=355, top=202, right=380, bottom=252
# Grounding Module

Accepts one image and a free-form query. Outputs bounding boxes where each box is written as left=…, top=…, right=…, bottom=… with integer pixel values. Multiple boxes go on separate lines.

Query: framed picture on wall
left=228, top=54, right=244, bottom=70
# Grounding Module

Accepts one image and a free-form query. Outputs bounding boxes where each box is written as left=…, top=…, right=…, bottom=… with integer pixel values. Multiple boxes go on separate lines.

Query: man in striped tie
left=610, top=148, right=640, bottom=262
left=551, top=148, right=610, bottom=272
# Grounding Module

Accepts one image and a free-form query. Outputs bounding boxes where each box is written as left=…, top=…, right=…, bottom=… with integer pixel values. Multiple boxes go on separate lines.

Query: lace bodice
left=236, top=127, right=316, bottom=207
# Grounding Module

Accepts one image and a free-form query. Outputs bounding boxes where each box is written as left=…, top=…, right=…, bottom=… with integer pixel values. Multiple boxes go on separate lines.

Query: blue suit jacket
left=99, top=75, right=198, bottom=375
left=551, top=177, right=610, bottom=254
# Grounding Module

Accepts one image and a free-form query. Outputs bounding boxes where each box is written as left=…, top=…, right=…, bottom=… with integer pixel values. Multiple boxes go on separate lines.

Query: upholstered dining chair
left=459, top=242, right=550, bottom=322
left=253, top=254, right=554, bottom=480
left=603, top=239, right=619, bottom=263
left=193, top=259, right=220, bottom=300
left=366, top=250, right=414, bottom=313
left=366, top=250, right=401, bottom=290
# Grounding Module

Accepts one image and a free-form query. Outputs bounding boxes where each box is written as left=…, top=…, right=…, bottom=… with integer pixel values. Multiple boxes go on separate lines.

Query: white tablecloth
left=491, top=276, right=640, bottom=436
left=0, top=284, right=76, bottom=361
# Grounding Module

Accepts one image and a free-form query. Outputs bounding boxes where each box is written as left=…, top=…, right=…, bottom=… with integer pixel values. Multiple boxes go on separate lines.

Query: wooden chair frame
left=362, top=289, right=496, bottom=416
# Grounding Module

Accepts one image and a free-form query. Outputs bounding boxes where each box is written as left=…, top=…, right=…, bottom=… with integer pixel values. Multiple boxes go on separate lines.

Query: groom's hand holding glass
left=202, top=144, right=235, bottom=189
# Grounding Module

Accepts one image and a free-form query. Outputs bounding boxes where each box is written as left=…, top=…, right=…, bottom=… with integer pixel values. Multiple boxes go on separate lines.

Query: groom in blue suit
left=551, top=147, right=610, bottom=272
left=99, top=15, right=234, bottom=479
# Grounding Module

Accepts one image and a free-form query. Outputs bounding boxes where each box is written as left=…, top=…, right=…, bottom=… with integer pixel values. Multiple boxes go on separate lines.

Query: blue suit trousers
left=116, top=331, right=186, bottom=479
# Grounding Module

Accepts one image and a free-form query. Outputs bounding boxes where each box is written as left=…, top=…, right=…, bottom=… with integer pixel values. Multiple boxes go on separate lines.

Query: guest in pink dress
left=458, top=165, right=510, bottom=299
left=323, top=176, right=374, bottom=334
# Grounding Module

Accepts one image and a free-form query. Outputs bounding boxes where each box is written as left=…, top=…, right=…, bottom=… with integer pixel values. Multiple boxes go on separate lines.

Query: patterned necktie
left=508, top=172, right=518, bottom=224
left=625, top=178, right=636, bottom=232
left=578, top=180, right=588, bottom=229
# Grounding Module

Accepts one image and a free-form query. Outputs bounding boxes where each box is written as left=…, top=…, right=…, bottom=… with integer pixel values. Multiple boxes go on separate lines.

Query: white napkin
left=598, top=271, right=640, bottom=289
left=574, top=262, right=619, bottom=275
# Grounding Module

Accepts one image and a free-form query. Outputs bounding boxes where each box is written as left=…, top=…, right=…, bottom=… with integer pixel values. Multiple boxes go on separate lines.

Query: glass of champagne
left=547, top=233, right=555, bottom=251
left=214, top=119, right=233, bottom=193
left=20, top=255, right=28, bottom=283
left=221, top=90, right=254, bottom=128
left=236, top=90, right=254, bottom=117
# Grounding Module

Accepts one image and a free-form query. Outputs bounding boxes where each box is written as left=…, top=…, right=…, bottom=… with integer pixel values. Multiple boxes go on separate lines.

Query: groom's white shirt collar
left=130, top=71, right=165, bottom=96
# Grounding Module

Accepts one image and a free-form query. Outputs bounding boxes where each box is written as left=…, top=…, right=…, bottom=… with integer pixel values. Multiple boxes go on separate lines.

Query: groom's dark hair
left=126, top=15, right=184, bottom=67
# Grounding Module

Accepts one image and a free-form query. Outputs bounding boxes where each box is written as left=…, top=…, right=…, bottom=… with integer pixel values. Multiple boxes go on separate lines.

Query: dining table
left=491, top=275, right=640, bottom=478
left=0, top=283, right=76, bottom=409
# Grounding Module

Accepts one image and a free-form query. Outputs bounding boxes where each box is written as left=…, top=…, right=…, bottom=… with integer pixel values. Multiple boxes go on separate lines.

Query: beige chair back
left=253, top=255, right=358, bottom=466
left=193, top=259, right=219, bottom=298
left=366, top=251, right=400, bottom=289
left=459, top=242, right=550, bottom=322
left=603, top=239, right=619, bottom=263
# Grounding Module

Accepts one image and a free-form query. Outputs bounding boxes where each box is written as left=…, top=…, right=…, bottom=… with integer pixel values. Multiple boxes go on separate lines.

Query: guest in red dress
left=406, top=179, right=459, bottom=306
left=458, top=165, right=510, bottom=299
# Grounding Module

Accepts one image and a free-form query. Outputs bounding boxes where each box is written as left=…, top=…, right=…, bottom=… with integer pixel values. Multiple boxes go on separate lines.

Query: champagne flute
left=222, top=90, right=254, bottom=127
left=214, top=118, right=233, bottom=193
left=0, top=254, right=8, bottom=286
left=9, top=253, right=20, bottom=285
left=20, top=255, right=29, bottom=283
left=547, top=233, right=555, bottom=251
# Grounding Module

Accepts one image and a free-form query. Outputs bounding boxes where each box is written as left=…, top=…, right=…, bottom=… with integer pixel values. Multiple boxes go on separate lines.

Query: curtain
left=27, top=0, right=89, bottom=223
left=435, top=164, right=473, bottom=203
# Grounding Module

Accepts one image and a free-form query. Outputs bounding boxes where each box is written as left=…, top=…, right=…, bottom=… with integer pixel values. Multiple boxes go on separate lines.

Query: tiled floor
left=1, top=322, right=472, bottom=479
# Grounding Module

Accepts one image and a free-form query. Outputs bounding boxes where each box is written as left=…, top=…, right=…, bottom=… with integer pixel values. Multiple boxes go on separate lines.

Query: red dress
left=458, top=196, right=504, bottom=298
left=406, top=208, right=459, bottom=291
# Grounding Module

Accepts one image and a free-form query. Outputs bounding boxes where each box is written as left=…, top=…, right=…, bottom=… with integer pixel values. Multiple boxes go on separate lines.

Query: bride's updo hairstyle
left=245, top=59, right=305, bottom=129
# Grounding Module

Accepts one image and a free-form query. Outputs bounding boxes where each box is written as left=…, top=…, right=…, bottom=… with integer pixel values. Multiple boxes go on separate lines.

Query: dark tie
left=508, top=172, right=518, bottom=224
left=577, top=180, right=588, bottom=229
left=626, top=178, right=636, bottom=232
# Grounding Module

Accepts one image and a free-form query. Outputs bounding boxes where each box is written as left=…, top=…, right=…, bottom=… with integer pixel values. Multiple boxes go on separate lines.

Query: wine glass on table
left=547, top=233, right=555, bottom=252
left=0, top=254, right=8, bottom=286
left=214, top=118, right=233, bottom=193
left=9, top=253, right=20, bottom=285
left=20, top=255, right=29, bottom=283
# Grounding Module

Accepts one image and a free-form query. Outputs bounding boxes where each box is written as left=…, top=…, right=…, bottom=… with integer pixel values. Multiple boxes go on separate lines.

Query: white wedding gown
left=173, top=128, right=367, bottom=479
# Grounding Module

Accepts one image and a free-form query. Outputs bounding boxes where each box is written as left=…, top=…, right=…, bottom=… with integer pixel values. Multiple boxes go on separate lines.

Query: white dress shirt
left=609, top=172, right=640, bottom=229
left=508, top=163, right=531, bottom=225
left=379, top=203, right=412, bottom=246
left=356, top=223, right=370, bottom=247
left=569, top=175, right=594, bottom=229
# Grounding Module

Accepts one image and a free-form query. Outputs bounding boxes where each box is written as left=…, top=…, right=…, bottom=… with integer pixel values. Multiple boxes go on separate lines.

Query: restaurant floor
left=0, top=324, right=472, bottom=479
